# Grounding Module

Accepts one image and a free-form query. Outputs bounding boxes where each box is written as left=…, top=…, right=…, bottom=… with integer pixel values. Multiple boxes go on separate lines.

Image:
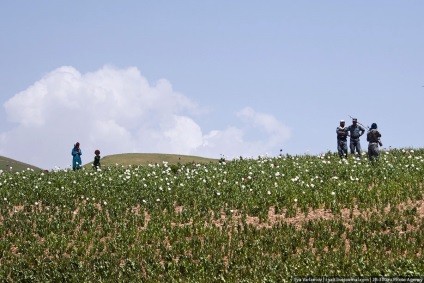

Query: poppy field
left=0, top=149, right=423, bottom=282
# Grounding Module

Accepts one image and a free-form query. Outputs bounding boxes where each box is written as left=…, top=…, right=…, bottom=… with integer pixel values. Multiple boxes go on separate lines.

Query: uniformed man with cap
left=367, top=123, right=382, bottom=162
left=336, top=120, right=348, bottom=158
left=346, top=118, right=366, bottom=159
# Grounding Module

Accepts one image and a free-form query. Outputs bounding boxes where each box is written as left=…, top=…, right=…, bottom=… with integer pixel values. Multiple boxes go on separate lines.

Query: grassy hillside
left=84, top=153, right=219, bottom=168
left=0, top=156, right=43, bottom=172
left=1, top=149, right=423, bottom=281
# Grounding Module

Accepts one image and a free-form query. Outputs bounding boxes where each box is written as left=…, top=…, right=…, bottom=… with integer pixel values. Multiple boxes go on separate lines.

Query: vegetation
left=85, top=153, right=219, bottom=168
left=0, top=149, right=423, bottom=282
left=0, top=156, right=42, bottom=172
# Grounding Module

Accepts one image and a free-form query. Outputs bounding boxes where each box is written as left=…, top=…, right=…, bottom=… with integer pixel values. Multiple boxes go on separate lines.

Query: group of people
left=336, top=118, right=382, bottom=161
left=71, top=119, right=382, bottom=170
left=71, top=142, right=101, bottom=171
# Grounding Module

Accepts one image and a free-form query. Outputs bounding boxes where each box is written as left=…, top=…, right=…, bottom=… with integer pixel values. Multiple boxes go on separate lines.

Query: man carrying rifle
left=336, top=120, right=348, bottom=158
left=346, top=118, right=366, bottom=159
left=367, top=123, right=382, bottom=162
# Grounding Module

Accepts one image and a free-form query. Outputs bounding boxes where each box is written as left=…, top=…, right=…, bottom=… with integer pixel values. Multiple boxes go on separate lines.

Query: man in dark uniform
left=367, top=123, right=382, bottom=162
left=336, top=120, right=348, bottom=158
left=346, top=118, right=366, bottom=159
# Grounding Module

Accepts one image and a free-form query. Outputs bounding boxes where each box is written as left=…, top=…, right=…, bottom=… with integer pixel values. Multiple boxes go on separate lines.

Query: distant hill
left=0, top=156, right=43, bottom=172
left=83, top=153, right=219, bottom=168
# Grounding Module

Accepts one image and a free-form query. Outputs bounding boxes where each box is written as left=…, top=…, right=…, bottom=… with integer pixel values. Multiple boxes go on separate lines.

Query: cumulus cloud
left=237, top=107, right=291, bottom=146
left=0, top=65, right=291, bottom=169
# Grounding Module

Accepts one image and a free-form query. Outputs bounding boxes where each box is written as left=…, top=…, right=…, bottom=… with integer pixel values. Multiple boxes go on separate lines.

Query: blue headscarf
left=370, top=123, right=377, bottom=130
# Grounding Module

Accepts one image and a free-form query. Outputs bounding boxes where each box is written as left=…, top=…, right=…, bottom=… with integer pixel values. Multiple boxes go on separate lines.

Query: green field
left=0, top=149, right=423, bottom=282
left=0, top=153, right=217, bottom=172
left=84, top=153, right=219, bottom=168
left=0, top=156, right=43, bottom=172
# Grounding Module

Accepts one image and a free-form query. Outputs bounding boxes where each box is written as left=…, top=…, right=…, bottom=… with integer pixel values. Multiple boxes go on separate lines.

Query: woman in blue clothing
left=72, top=142, right=82, bottom=170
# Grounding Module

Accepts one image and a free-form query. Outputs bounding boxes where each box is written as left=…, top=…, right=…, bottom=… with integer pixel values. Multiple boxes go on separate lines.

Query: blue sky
left=1, top=1, right=423, bottom=169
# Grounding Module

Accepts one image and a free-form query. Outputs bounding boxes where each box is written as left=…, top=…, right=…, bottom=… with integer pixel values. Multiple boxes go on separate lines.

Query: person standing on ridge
left=72, top=142, right=82, bottom=170
left=346, top=118, right=365, bottom=159
left=336, top=120, right=348, bottom=158
left=367, top=123, right=382, bottom=162
left=93, top=149, right=101, bottom=170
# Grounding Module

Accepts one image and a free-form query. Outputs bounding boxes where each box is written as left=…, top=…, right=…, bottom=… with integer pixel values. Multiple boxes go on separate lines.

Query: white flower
left=267, top=191, right=271, bottom=195
left=156, top=198, right=160, bottom=202
left=291, top=176, right=299, bottom=182
left=103, top=201, right=107, bottom=205
left=35, top=202, right=39, bottom=205
left=3, top=198, right=7, bottom=201
left=331, top=191, right=336, bottom=196
left=216, top=192, right=221, bottom=196
left=294, top=198, right=298, bottom=203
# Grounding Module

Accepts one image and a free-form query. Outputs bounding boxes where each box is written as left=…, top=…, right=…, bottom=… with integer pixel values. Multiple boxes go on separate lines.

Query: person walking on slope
left=367, top=123, right=382, bottom=162
left=336, top=120, right=348, bottom=158
left=72, top=142, right=82, bottom=170
left=346, top=118, right=365, bottom=159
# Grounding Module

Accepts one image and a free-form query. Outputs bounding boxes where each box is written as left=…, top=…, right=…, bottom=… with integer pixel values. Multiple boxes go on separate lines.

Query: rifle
left=348, top=115, right=369, bottom=130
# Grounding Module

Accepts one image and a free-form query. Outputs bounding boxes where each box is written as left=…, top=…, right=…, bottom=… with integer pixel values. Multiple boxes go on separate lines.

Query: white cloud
left=192, top=108, right=291, bottom=159
left=237, top=107, right=291, bottom=147
left=0, top=65, right=292, bottom=169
